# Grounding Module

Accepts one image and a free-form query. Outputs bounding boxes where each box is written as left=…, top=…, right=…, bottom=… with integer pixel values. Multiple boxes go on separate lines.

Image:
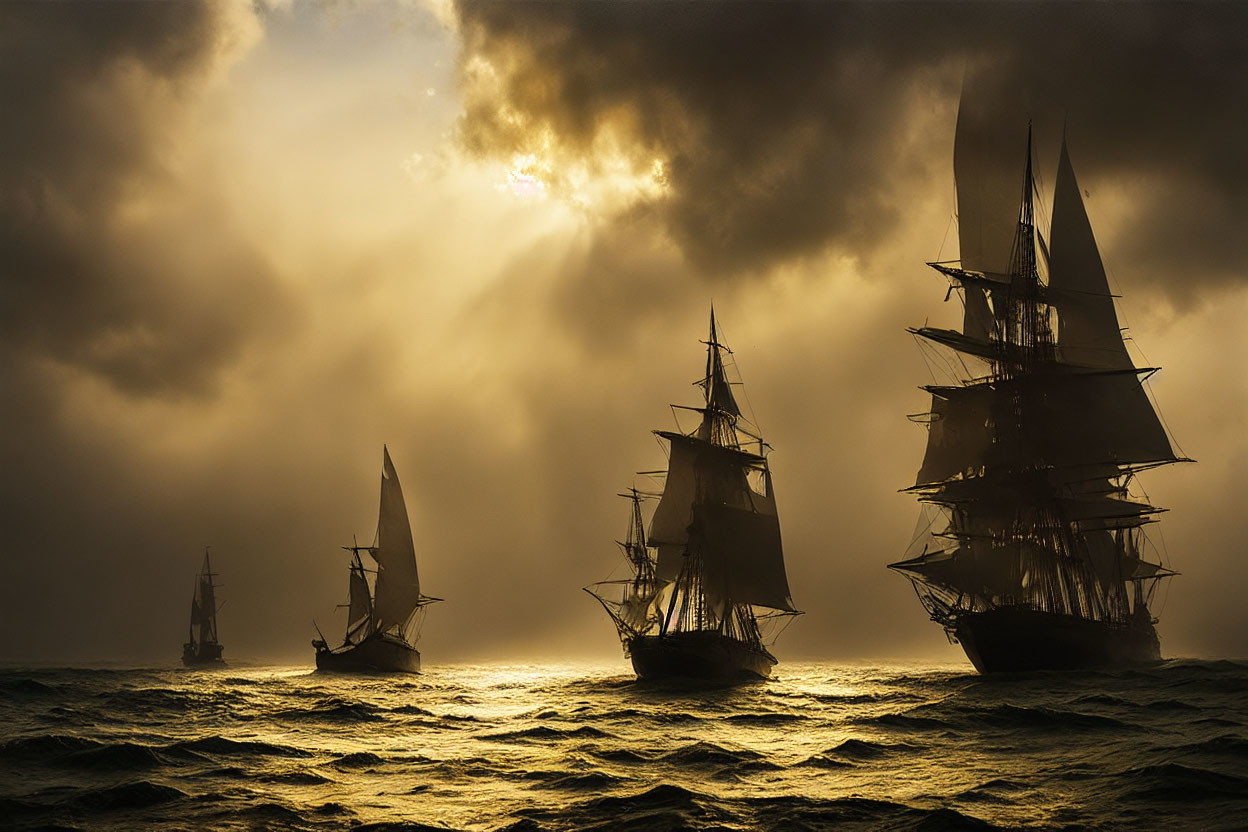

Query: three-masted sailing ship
left=587, top=310, right=800, bottom=681
left=313, top=446, right=440, bottom=673
left=182, top=549, right=225, bottom=667
left=889, top=108, right=1188, bottom=673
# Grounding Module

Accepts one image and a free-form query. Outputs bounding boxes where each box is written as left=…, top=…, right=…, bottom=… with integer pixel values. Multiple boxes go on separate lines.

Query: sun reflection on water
left=1, top=660, right=1243, bottom=830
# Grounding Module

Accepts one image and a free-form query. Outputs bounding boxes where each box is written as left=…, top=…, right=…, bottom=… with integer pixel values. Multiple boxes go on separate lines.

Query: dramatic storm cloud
left=456, top=1, right=1248, bottom=294
left=1, top=2, right=1245, bottom=666
left=0, top=2, right=284, bottom=396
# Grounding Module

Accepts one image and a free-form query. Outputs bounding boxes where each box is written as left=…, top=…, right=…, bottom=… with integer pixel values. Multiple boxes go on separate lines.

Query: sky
left=1, top=1, right=1245, bottom=666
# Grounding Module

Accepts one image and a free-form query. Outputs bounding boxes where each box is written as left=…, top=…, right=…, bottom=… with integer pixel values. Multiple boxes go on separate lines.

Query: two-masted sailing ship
left=587, top=311, right=801, bottom=681
left=889, top=109, right=1188, bottom=673
left=313, top=446, right=440, bottom=673
left=182, top=549, right=225, bottom=667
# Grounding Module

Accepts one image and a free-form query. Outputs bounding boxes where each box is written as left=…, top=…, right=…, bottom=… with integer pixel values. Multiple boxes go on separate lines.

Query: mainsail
left=894, top=112, right=1184, bottom=632
left=368, top=446, right=422, bottom=633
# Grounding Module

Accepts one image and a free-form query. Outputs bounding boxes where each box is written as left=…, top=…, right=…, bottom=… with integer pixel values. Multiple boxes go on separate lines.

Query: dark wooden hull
left=628, top=631, right=775, bottom=682
left=315, top=632, right=421, bottom=674
left=182, top=642, right=225, bottom=668
left=953, top=607, right=1161, bottom=673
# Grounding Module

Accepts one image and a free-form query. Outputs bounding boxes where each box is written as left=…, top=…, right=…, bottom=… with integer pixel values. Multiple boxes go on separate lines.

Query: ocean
left=1, top=660, right=1246, bottom=831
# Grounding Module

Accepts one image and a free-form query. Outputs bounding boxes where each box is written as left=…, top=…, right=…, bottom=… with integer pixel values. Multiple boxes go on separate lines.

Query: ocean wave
left=741, top=794, right=1002, bottom=830
left=170, top=735, right=312, bottom=758
left=657, top=741, right=765, bottom=768
left=71, top=780, right=186, bottom=811
left=526, top=770, right=626, bottom=791
left=1120, top=762, right=1248, bottom=802
left=1, top=661, right=1241, bottom=830
left=61, top=741, right=172, bottom=770
left=0, top=677, right=58, bottom=697
left=854, top=712, right=950, bottom=731
left=949, top=703, right=1135, bottom=731
left=1142, top=698, right=1202, bottom=711
left=1172, top=734, right=1248, bottom=759
left=354, top=821, right=467, bottom=832
left=276, top=696, right=385, bottom=723
left=479, top=725, right=614, bottom=743
left=723, top=711, right=810, bottom=726
left=589, top=747, right=649, bottom=765
left=329, top=751, right=386, bottom=769
left=0, top=734, right=103, bottom=760
left=258, top=769, right=334, bottom=785
left=823, top=738, right=924, bottom=759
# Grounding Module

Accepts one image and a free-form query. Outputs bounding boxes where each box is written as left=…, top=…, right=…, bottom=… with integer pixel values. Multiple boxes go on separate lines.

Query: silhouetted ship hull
left=182, top=643, right=225, bottom=668
left=588, top=311, right=800, bottom=685
left=315, top=632, right=421, bottom=674
left=628, top=632, right=775, bottom=681
left=953, top=608, right=1160, bottom=674
left=313, top=447, right=439, bottom=675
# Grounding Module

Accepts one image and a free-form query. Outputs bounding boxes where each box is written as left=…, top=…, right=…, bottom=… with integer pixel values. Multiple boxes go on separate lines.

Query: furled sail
left=1049, top=140, right=1133, bottom=370
left=368, top=446, right=422, bottom=632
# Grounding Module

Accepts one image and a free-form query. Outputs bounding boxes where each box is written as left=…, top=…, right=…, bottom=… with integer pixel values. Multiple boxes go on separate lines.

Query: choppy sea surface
left=2, top=660, right=1247, bottom=831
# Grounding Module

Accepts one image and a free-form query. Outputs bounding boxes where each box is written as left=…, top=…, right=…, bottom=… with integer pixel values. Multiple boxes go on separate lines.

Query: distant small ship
left=889, top=101, right=1188, bottom=673
left=587, top=310, right=801, bottom=682
left=314, top=446, right=440, bottom=673
left=182, top=549, right=225, bottom=667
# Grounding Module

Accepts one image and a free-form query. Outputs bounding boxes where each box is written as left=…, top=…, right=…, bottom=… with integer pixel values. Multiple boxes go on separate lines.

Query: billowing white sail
left=368, top=446, right=422, bottom=633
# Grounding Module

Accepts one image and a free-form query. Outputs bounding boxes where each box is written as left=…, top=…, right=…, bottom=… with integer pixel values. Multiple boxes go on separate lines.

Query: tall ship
left=182, top=549, right=225, bottom=667
left=889, top=106, right=1189, bottom=673
left=587, top=310, right=801, bottom=682
left=313, top=446, right=440, bottom=673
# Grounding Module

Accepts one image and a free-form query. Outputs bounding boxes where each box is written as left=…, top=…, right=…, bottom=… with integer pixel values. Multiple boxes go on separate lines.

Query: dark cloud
left=455, top=1, right=1248, bottom=294
left=0, top=1, right=287, bottom=397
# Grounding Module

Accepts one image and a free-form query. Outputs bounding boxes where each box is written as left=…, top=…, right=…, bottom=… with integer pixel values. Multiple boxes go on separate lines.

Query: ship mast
left=196, top=548, right=220, bottom=648
left=652, top=309, right=798, bottom=642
